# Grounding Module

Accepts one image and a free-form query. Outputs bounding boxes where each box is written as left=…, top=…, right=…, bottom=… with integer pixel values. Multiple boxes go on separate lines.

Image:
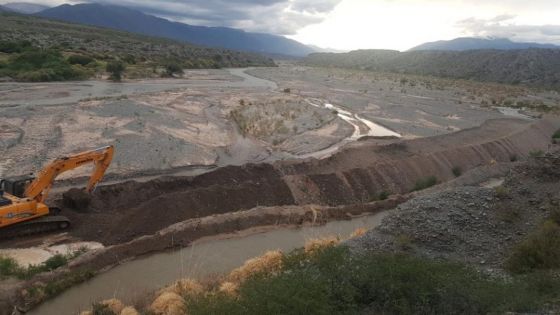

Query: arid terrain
left=0, top=64, right=559, bottom=314
left=2, top=63, right=556, bottom=181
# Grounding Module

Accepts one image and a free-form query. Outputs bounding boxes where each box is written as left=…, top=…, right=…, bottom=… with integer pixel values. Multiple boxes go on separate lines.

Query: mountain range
left=305, top=49, right=560, bottom=89
left=37, top=3, right=314, bottom=57
left=410, top=37, right=560, bottom=51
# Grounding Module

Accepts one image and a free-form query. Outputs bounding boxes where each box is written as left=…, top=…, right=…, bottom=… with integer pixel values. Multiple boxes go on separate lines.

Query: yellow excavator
left=0, top=146, right=114, bottom=238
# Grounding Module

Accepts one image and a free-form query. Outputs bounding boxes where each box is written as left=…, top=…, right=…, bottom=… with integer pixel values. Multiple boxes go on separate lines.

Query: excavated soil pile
left=57, top=118, right=558, bottom=246
left=63, top=164, right=295, bottom=244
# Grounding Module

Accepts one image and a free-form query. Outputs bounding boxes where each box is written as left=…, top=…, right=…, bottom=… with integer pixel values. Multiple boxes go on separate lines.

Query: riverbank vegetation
left=87, top=235, right=560, bottom=315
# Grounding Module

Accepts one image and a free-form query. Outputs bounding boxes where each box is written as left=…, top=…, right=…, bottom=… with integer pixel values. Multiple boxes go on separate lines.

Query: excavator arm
left=24, top=145, right=114, bottom=203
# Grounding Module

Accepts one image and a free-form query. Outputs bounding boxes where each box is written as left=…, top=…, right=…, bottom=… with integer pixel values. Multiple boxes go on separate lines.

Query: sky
left=2, top=0, right=560, bottom=51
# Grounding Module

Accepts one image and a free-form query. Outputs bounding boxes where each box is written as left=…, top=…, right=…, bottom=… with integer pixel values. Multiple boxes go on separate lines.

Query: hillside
left=304, top=49, right=560, bottom=89
left=410, top=37, right=560, bottom=51
left=38, top=3, right=315, bottom=57
left=0, top=12, right=275, bottom=81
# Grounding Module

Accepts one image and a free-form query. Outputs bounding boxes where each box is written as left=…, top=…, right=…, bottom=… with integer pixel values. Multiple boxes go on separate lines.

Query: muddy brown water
left=29, top=212, right=389, bottom=315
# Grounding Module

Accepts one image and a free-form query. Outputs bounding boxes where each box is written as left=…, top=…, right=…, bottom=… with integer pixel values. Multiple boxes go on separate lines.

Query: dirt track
left=33, top=117, right=558, bottom=246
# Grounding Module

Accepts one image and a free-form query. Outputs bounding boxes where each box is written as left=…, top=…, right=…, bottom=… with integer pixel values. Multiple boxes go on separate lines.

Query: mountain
left=3, top=2, right=49, bottom=14
left=0, top=12, right=275, bottom=69
left=304, top=49, right=560, bottom=89
left=410, top=37, right=560, bottom=51
left=38, top=3, right=315, bottom=57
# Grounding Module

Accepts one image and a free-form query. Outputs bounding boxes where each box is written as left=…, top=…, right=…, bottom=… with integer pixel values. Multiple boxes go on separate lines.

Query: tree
left=106, top=60, right=126, bottom=81
left=165, top=62, right=184, bottom=77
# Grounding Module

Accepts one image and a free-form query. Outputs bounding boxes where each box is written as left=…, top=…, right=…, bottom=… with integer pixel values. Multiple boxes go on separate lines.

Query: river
left=30, top=212, right=390, bottom=315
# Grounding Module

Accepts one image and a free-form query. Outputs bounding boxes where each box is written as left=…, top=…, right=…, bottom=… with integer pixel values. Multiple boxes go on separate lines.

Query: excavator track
left=0, top=214, right=70, bottom=240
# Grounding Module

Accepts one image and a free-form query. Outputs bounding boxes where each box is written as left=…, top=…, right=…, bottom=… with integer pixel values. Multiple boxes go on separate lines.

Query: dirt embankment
left=55, top=117, right=558, bottom=246
left=279, top=118, right=557, bottom=205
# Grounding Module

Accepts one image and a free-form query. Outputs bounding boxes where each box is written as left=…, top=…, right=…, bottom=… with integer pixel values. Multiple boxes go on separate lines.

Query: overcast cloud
left=53, top=0, right=342, bottom=35
left=457, top=15, right=560, bottom=45
left=1, top=0, right=560, bottom=49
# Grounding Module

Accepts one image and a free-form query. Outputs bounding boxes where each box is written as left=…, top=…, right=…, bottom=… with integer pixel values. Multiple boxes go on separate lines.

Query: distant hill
left=304, top=49, right=560, bottom=89
left=38, top=3, right=315, bottom=57
left=0, top=12, right=275, bottom=69
left=3, top=2, right=50, bottom=14
left=410, top=37, right=560, bottom=51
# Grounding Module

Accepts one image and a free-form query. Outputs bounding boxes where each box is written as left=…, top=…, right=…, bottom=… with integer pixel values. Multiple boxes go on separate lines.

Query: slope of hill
left=410, top=37, right=560, bottom=51
left=305, top=49, right=560, bottom=89
left=3, top=2, right=49, bottom=14
left=0, top=12, right=275, bottom=72
left=38, top=3, right=315, bottom=57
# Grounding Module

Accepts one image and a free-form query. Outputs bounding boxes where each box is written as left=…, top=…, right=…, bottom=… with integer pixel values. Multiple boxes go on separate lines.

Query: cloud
left=64, top=0, right=342, bottom=35
left=457, top=15, right=560, bottom=44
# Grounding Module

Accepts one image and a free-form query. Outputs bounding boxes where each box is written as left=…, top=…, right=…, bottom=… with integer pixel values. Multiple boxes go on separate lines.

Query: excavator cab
left=0, top=175, right=35, bottom=198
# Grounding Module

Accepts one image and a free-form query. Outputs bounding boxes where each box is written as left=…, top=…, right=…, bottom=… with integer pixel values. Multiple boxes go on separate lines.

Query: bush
left=0, top=49, right=88, bottom=82
left=67, top=54, right=94, bottom=66
left=44, top=254, right=68, bottom=271
left=164, top=62, right=184, bottom=77
left=0, top=256, right=21, bottom=279
left=377, top=191, right=390, bottom=201
left=452, top=166, right=462, bottom=177
left=553, top=129, right=560, bottom=140
left=0, top=40, right=32, bottom=53
left=506, top=220, right=560, bottom=274
left=186, top=247, right=559, bottom=315
left=412, top=176, right=438, bottom=191
left=106, top=60, right=126, bottom=81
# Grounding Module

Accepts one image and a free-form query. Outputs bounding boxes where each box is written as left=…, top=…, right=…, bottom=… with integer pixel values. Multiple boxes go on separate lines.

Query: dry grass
left=218, top=281, right=239, bottom=296
left=120, top=306, right=140, bottom=315
left=162, top=278, right=204, bottom=298
left=150, top=292, right=185, bottom=315
left=227, top=250, right=284, bottom=284
left=101, top=298, right=125, bottom=314
left=350, top=228, right=367, bottom=238
left=304, top=236, right=340, bottom=253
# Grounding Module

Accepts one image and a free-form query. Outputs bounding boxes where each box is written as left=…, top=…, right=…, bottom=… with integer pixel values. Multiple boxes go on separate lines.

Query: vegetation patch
left=412, top=176, right=438, bottom=192
left=185, top=246, right=560, bottom=315
left=553, top=129, right=560, bottom=140
left=0, top=249, right=86, bottom=280
left=506, top=220, right=560, bottom=274
left=452, top=166, right=462, bottom=177
left=0, top=48, right=91, bottom=81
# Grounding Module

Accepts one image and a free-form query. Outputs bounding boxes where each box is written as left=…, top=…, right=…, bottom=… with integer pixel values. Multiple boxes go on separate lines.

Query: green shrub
left=164, top=62, right=184, bottom=76
left=506, top=220, right=560, bottom=274
left=452, top=166, right=462, bottom=177
left=44, top=254, right=68, bottom=271
left=0, top=256, right=22, bottom=278
left=186, top=247, right=558, bottom=315
left=106, top=60, right=126, bottom=81
left=412, top=176, right=438, bottom=191
left=67, top=54, right=94, bottom=66
left=0, top=40, right=32, bottom=53
left=553, top=129, right=560, bottom=140
left=495, top=185, right=510, bottom=199
left=0, top=49, right=87, bottom=81
left=377, top=191, right=390, bottom=201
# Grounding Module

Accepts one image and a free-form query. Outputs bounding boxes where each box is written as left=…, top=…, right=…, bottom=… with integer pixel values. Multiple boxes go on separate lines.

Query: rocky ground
left=347, top=147, right=560, bottom=271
